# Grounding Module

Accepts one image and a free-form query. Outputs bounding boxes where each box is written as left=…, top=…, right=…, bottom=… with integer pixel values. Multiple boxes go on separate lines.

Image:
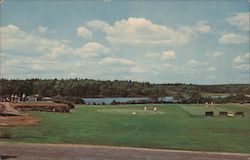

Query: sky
left=0, top=0, right=249, bottom=84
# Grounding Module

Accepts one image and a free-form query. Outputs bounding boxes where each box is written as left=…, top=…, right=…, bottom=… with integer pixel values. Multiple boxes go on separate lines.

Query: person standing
left=22, top=93, right=26, bottom=102
left=11, top=94, right=14, bottom=102
left=153, top=106, right=157, bottom=111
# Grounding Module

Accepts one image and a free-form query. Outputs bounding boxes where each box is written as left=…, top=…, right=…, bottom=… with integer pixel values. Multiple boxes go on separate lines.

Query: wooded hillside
left=1, top=79, right=249, bottom=98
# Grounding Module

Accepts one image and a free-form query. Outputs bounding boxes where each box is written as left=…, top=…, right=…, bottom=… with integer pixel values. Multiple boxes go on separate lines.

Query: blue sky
left=0, top=0, right=249, bottom=84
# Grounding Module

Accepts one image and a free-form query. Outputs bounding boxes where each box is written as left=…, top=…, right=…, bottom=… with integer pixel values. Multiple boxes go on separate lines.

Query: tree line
left=1, top=79, right=249, bottom=100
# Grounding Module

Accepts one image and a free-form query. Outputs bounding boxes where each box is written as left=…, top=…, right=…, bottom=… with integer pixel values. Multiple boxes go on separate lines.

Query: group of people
left=205, top=102, right=215, bottom=108
left=8, top=94, right=26, bottom=103
left=144, top=106, right=157, bottom=111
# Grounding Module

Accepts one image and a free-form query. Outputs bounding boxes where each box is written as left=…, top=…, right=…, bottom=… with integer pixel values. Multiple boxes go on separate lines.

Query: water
left=82, top=97, right=151, bottom=105
left=159, top=96, right=175, bottom=102
left=82, top=96, right=175, bottom=104
left=210, top=95, right=228, bottom=99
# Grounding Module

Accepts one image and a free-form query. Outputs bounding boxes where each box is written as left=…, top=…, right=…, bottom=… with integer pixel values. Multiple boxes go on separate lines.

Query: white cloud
left=86, top=17, right=196, bottom=45
left=206, top=51, right=224, bottom=57
left=1, top=25, right=110, bottom=59
left=38, top=26, right=47, bottom=33
left=86, top=20, right=112, bottom=32
left=207, top=67, right=216, bottom=72
left=2, top=56, right=61, bottom=72
left=74, top=42, right=110, bottom=57
left=77, top=26, right=92, bottom=39
left=233, top=64, right=250, bottom=70
left=85, top=18, right=214, bottom=46
left=1, top=24, right=65, bottom=57
left=31, top=63, right=48, bottom=71
left=206, top=75, right=217, bottom=80
left=233, top=52, right=250, bottom=70
left=144, top=50, right=176, bottom=60
left=233, top=53, right=249, bottom=64
left=226, top=12, right=250, bottom=32
left=1, top=24, right=21, bottom=36
left=186, top=59, right=199, bottom=66
left=195, top=21, right=212, bottom=33
left=47, top=43, right=73, bottom=58
left=144, top=52, right=160, bottom=58
left=161, top=63, right=179, bottom=71
left=99, top=57, right=135, bottom=65
left=130, top=66, right=146, bottom=73
left=149, top=64, right=181, bottom=74
left=219, top=33, right=248, bottom=44
left=186, top=59, right=208, bottom=67
left=161, top=50, right=176, bottom=60
left=30, top=60, right=71, bottom=72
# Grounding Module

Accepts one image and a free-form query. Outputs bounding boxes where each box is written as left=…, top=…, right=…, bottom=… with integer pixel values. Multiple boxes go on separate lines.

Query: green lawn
left=1, top=103, right=250, bottom=153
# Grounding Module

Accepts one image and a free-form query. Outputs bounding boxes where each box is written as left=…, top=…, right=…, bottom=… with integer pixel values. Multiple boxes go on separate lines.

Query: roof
left=42, top=97, right=52, bottom=100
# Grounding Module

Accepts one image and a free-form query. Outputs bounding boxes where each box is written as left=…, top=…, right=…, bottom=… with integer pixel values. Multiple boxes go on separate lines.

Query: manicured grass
left=1, top=104, right=250, bottom=153
left=97, top=108, right=165, bottom=115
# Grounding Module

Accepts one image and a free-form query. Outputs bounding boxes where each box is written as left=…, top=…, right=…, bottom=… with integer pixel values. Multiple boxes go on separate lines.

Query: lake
left=82, top=96, right=175, bottom=105
left=210, top=95, right=228, bottom=99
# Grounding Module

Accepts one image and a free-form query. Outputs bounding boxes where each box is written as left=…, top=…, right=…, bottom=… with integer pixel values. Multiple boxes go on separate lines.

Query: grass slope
left=1, top=104, right=249, bottom=153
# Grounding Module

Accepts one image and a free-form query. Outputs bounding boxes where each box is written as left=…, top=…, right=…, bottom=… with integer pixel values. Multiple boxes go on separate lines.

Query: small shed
left=26, top=96, right=38, bottom=101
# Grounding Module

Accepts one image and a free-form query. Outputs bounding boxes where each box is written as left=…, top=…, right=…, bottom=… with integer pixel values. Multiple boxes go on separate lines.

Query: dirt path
left=0, top=102, right=21, bottom=116
left=0, top=143, right=249, bottom=160
left=0, top=102, right=39, bottom=126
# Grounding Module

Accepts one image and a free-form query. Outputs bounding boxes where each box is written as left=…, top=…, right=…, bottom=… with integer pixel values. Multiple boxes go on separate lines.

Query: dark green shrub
left=52, top=99, right=75, bottom=109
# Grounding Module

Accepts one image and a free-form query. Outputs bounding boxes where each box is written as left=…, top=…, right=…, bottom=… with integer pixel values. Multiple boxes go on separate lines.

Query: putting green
left=180, top=105, right=226, bottom=116
left=97, top=108, right=165, bottom=115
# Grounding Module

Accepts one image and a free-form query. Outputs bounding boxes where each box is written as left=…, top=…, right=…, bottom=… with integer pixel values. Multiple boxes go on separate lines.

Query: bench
left=205, top=111, right=213, bottom=116
left=219, top=111, right=227, bottom=116
left=234, top=112, right=244, bottom=117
